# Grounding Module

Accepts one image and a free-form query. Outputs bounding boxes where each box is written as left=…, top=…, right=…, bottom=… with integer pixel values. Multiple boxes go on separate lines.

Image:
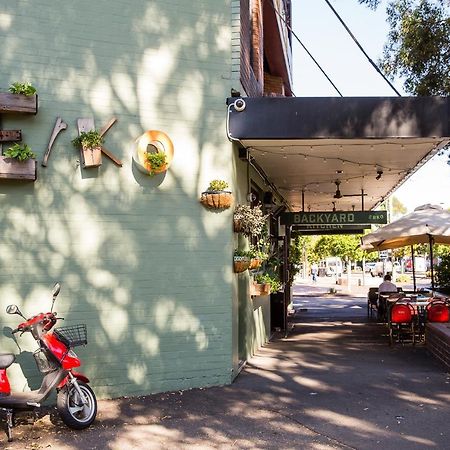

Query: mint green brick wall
left=0, top=0, right=234, bottom=398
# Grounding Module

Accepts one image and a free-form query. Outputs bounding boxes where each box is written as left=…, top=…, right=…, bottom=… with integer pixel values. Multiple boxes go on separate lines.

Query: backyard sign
left=281, top=211, right=387, bottom=227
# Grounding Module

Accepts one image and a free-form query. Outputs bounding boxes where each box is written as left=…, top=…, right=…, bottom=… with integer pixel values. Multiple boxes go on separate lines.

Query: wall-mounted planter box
left=81, top=145, right=102, bottom=168
left=0, top=93, right=38, bottom=114
left=250, top=282, right=271, bottom=296
left=0, top=156, right=37, bottom=180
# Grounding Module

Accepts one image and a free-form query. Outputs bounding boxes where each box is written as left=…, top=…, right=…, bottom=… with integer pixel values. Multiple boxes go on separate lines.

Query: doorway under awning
left=227, top=96, right=450, bottom=212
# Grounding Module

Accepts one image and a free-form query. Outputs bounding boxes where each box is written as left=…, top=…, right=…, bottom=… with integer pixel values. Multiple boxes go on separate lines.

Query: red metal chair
left=388, top=302, right=415, bottom=345
left=426, top=301, right=450, bottom=323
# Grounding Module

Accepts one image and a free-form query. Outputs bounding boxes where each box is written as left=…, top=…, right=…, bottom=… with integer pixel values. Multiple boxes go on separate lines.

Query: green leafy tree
left=314, top=235, right=365, bottom=263
left=359, top=0, right=450, bottom=95
left=391, top=196, right=407, bottom=218
left=435, top=252, right=450, bottom=289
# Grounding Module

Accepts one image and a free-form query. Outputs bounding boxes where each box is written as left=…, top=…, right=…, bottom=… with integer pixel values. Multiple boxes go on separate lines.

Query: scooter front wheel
left=57, top=381, right=97, bottom=429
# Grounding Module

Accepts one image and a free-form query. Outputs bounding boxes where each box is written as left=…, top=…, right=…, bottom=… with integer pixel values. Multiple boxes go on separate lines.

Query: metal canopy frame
left=227, top=96, right=450, bottom=213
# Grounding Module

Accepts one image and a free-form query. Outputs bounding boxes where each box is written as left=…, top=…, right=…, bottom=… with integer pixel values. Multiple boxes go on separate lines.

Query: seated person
left=377, top=274, right=398, bottom=320
left=379, top=274, right=397, bottom=293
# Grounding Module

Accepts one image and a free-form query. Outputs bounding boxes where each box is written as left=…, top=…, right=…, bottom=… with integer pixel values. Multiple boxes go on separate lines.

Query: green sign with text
left=280, top=211, right=387, bottom=226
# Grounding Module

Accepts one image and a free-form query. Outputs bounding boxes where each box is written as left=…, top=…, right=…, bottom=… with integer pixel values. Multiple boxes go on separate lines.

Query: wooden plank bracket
left=99, top=117, right=122, bottom=167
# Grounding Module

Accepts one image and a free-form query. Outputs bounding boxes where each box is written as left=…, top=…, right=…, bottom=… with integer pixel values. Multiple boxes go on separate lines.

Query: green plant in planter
left=255, top=273, right=282, bottom=292
left=71, top=130, right=104, bottom=149
left=234, top=248, right=252, bottom=258
left=8, top=82, right=37, bottom=96
left=207, top=179, right=229, bottom=192
left=234, top=204, right=268, bottom=237
left=249, top=244, right=268, bottom=261
left=4, top=143, right=36, bottom=161
left=145, top=151, right=167, bottom=176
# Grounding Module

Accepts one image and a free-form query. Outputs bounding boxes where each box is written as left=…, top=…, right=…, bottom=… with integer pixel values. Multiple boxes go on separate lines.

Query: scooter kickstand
left=5, top=409, right=14, bottom=442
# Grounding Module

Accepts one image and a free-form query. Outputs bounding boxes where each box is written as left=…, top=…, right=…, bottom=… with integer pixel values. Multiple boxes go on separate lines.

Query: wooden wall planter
left=250, top=282, right=271, bottom=296
left=0, top=93, right=38, bottom=114
left=0, top=156, right=37, bottom=180
left=81, top=145, right=102, bottom=168
left=200, top=191, right=233, bottom=209
left=234, top=256, right=250, bottom=273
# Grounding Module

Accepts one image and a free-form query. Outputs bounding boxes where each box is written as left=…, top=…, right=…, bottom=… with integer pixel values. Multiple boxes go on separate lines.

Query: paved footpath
left=2, top=282, right=449, bottom=449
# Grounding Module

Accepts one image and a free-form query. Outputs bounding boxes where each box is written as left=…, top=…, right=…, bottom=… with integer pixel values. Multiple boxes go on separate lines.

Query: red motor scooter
left=0, top=283, right=97, bottom=441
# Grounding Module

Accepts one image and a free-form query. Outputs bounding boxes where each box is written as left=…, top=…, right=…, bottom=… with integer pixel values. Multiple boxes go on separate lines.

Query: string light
left=248, top=142, right=432, bottom=172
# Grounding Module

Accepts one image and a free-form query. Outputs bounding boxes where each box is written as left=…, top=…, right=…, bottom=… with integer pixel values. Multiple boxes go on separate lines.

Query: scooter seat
left=0, top=353, right=15, bottom=369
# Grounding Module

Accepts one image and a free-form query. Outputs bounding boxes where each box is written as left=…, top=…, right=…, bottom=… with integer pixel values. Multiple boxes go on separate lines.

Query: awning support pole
left=429, top=235, right=435, bottom=293
left=411, top=245, right=417, bottom=292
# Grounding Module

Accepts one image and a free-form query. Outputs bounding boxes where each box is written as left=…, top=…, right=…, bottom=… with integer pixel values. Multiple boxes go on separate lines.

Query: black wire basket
left=54, top=324, right=88, bottom=348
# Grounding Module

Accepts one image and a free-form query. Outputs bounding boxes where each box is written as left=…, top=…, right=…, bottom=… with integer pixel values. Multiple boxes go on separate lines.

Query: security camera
left=233, top=98, right=246, bottom=112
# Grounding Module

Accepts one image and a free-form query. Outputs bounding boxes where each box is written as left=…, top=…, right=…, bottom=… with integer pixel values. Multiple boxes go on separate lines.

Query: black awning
left=227, top=96, right=450, bottom=140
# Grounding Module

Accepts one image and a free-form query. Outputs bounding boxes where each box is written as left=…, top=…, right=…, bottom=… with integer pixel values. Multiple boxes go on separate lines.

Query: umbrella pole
left=411, top=245, right=417, bottom=292
left=429, top=235, right=435, bottom=293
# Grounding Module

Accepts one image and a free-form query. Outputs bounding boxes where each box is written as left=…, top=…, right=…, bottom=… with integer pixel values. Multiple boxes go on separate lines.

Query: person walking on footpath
left=311, top=262, right=318, bottom=283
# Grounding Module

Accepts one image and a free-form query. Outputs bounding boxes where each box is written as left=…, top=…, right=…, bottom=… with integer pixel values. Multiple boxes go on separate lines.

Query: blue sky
left=291, top=0, right=450, bottom=211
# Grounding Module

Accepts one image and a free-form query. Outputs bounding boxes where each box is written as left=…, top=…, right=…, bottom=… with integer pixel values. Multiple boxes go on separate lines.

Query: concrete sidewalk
left=2, top=285, right=449, bottom=449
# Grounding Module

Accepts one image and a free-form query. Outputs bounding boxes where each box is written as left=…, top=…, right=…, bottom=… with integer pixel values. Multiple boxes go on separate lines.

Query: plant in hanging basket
left=233, top=204, right=268, bottom=237
left=72, top=130, right=104, bottom=168
left=144, top=151, right=167, bottom=176
left=200, top=179, right=233, bottom=209
left=233, top=249, right=251, bottom=273
left=0, top=143, right=37, bottom=180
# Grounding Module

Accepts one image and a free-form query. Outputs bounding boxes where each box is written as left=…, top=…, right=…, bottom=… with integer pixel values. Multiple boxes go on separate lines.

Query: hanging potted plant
left=72, top=130, right=103, bottom=168
left=133, top=130, right=174, bottom=176
left=233, top=249, right=251, bottom=273
left=0, top=82, right=38, bottom=114
left=233, top=204, right=268, bottom=237
left=251, top=273, right=281, bottom=296
left=0, top=143, right=37, bottom=180
left=200, top=180, right=233, bottom=209
left=248, top=244, right=269, bottom=270
left=144, top=151, right=167, bottom=176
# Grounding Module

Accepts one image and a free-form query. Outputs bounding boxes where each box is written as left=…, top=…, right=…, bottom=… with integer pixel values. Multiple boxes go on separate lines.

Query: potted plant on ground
left=233, top=249, right=251, bottom=273
left=233, top=204, right=268, bottom=237
left=0, top=82, right=38, bottom=114
left=200, top=179, right=233, bottom=209
left=72, top=130, right=103, bottom=168
left=0, top=143, right=37, bottom=180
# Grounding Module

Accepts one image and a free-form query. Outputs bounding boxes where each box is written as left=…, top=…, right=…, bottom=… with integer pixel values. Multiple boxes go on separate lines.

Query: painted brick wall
left=0, top=0, right=234, bottom=398
left=426, top=323, right=450, bottom=371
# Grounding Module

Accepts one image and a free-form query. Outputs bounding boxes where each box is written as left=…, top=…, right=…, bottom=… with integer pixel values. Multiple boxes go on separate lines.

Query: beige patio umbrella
left=361, top=204, right=450, bottom=291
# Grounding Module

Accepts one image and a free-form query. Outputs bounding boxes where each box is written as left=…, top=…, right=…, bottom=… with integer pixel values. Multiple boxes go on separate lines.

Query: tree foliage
left=314, top=234, right=365, bottom=262
left=359, top=0, right=450, bottom=95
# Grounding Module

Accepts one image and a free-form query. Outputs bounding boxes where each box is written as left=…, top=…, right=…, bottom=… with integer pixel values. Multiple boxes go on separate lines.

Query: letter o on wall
left=133, top=130, right=174, bottom=174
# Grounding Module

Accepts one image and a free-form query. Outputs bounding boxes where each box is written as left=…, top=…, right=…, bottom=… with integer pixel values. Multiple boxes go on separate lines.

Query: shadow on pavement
left=2, top=282, right=449, bottom=449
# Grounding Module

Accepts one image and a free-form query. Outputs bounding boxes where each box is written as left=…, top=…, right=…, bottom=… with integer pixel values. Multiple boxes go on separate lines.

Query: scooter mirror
left=6, top=305, right=20, bottom=315
left=52, top=283, right=61, bottom=298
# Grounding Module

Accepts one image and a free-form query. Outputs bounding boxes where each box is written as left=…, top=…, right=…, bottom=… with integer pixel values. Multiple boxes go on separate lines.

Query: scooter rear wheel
left=57, top=381, right=97, bottom=429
